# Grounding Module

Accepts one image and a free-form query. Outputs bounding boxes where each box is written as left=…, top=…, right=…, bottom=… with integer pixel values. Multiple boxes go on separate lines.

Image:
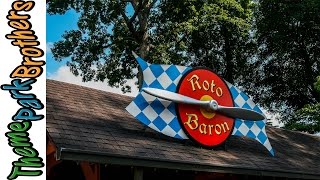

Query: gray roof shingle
left=47, top=80, right=320, bottom=179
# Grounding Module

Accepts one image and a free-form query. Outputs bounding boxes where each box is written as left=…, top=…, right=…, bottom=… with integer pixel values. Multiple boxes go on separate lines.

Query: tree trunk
left=137, top=5, right=150, bottom=90
left=222, top=25, right=234, bottom=84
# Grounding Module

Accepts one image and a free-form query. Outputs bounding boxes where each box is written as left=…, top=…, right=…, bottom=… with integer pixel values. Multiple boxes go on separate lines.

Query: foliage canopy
left=47, top=0, right=254, bottom=91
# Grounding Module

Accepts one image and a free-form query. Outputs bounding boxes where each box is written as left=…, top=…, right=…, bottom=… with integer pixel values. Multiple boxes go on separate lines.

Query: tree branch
left=176, top=33, right=188, bottom=45
left=147, top=0, right=157, bottom=10
left=131, top=0, right=137, bottom=10
left=102, top=43, right=113, bottom=49
left=118, top=2, right=139, bottom=40
left=129, top=0, right=146, bottom=23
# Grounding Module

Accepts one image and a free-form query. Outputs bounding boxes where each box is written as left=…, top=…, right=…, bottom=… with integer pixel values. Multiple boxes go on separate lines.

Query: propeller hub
left=209, top=100, right=218, bottom=111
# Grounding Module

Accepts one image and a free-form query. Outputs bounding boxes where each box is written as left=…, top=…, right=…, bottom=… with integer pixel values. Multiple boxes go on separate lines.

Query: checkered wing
left=126, top=56, right=274, bottom=156
left=227, top=82, right=274, bottom=156
left=126, top=56, right=191, bottom=139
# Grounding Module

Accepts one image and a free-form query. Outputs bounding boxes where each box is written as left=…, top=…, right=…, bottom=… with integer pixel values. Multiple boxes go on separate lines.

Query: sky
left=46, top=10, right=139, bottom=96
left=46, top=10, right=77, bottom=76
left=46, top=10, right=284, bottom=127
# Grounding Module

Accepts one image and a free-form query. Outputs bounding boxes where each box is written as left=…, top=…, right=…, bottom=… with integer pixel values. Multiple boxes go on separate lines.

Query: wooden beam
left=134, top=167, right=143, bottom=180
left=47, top=152, right=62, bottom=176
left=47, top=139, right=56, bottom=156
left=46, top=137, right=61, bottom=176
left=80, top=162, right=100, bottom=180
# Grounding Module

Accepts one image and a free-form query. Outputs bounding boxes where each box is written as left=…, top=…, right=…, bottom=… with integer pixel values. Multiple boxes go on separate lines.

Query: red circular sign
left=176, top=68, right=234, bottom=147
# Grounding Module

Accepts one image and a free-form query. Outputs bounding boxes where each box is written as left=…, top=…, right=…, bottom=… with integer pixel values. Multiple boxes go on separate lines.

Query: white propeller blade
left=143, top=87, right=209, bottom=107
left=142, top=88, right=265, bottom=121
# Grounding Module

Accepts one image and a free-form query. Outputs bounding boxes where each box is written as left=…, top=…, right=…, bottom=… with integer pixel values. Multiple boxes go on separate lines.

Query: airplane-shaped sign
left=126, top=52, right=274, bottom=156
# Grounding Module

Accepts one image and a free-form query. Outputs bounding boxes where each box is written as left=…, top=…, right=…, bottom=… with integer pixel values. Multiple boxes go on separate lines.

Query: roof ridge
left=270, top=126, right=320, bottom=139
left=46, top=79, right=135, bottom=98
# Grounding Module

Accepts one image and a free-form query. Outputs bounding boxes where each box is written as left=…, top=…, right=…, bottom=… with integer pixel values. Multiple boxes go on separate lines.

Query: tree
left=47, top=0, right=158, bottom=92
left=153, top=0, right=255, bottom=85
left=253, top=0, right=320, bottom=119
left=285, top=76, right=320, bottom=134
left=47, top=0, right=254, bottom=92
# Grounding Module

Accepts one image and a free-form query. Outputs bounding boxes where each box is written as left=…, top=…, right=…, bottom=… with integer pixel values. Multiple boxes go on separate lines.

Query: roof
left=47, top=80, right=320, bottom=179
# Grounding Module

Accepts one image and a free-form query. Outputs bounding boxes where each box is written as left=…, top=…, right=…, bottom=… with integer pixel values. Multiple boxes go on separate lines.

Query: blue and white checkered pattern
left=126, top=56, right=274, bottom=156
left=126, top=57, right=191, bottom=139
left=227, top=82, right=274, bottom=156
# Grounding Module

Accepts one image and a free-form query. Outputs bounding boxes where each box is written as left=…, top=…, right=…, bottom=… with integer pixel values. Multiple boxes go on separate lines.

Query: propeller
left=142, top=88, right=265, bottom=121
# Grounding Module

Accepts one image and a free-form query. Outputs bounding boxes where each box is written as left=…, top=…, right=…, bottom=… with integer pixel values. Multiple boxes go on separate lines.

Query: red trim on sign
left=176, top=67, right=235, bottom=147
